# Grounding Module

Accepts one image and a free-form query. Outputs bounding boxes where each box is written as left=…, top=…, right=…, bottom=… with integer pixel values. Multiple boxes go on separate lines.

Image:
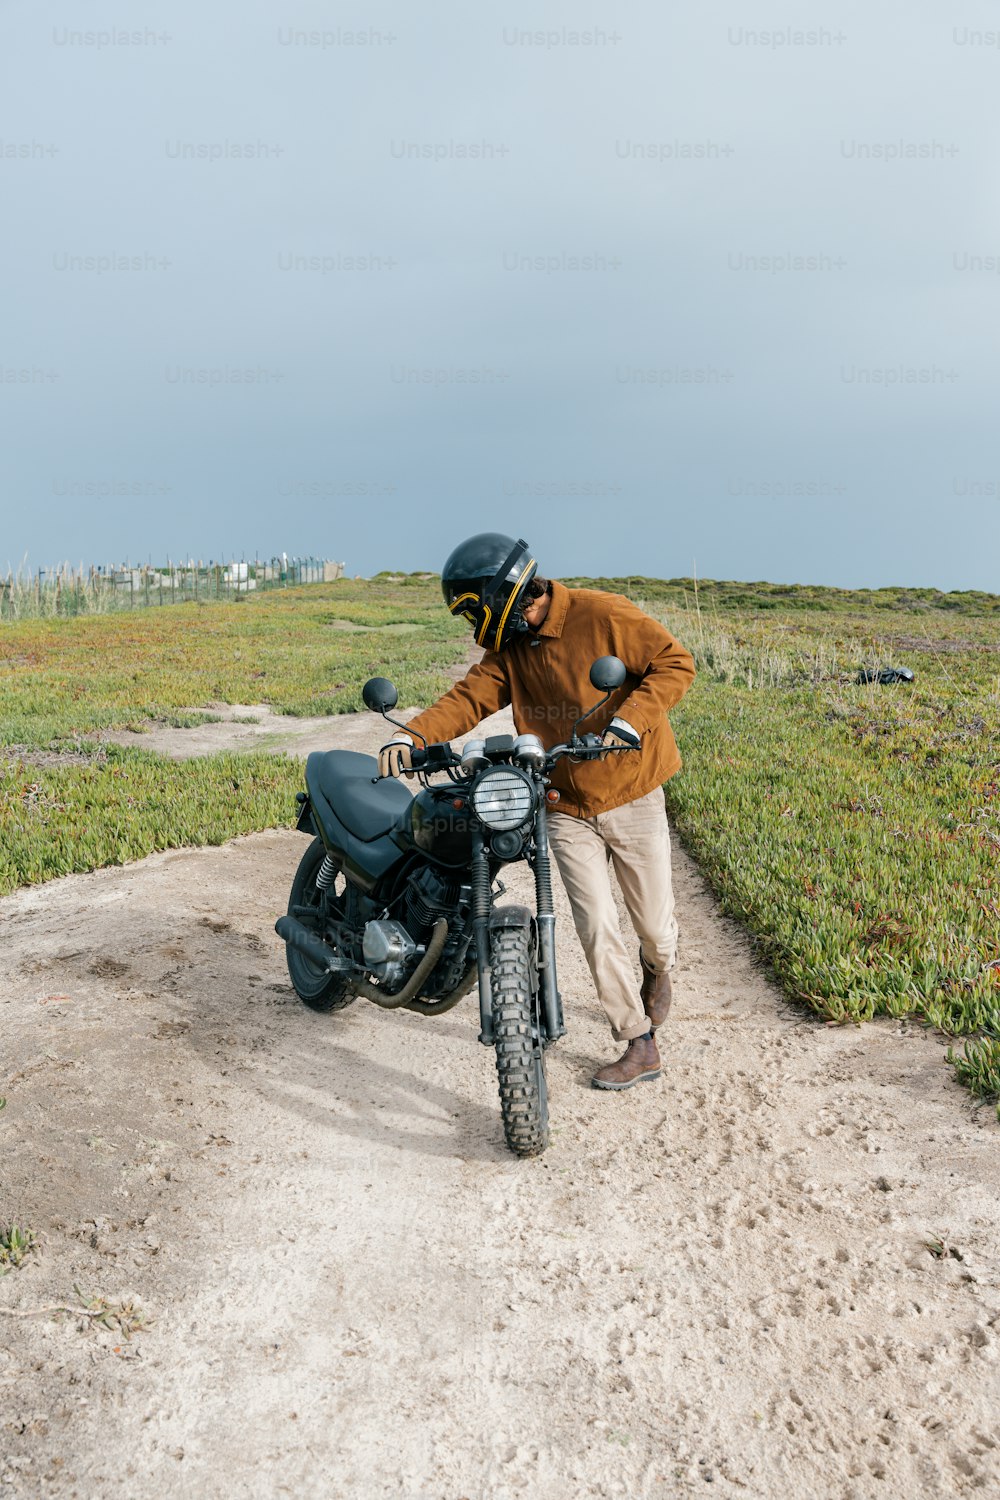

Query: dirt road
left=2, top=707, right=998, bottom=1499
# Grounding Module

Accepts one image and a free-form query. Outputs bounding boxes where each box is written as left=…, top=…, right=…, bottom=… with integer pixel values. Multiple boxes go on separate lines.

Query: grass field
left=2, top=571, right=997, bottom=1115
left=0, top=577, right=468, bottom=892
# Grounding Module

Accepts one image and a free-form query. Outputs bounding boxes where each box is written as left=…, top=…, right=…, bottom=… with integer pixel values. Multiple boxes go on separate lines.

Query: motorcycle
left=275, top=655, right=633, bottom=1157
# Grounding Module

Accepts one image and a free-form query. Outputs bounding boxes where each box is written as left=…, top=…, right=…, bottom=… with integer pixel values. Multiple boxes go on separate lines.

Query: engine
left=362, top=919, right=419, bottom=989
left=405, top=865, right=463, bottom=935
left=359, top=868, right=467, bottom=993
left=404, top=865, right=474, bottom=1000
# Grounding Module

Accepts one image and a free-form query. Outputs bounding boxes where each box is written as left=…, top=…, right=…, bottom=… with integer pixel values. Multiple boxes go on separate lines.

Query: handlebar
left=386, top=734, right=637, bottom=779
left=543, top=732, right=638, bottom=768
left=377, top=730, right=640, bottom=783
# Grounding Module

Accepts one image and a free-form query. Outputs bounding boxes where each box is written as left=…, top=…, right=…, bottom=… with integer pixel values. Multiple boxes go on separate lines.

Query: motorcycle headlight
left=471, top=768, right=535, bottom=831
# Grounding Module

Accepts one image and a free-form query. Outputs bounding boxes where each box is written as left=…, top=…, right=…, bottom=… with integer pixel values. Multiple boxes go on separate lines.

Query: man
left=378, top=534, right=696, bottom=1090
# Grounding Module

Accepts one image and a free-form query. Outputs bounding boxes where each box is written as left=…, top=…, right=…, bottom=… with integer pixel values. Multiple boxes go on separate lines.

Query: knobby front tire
left=490, top=924, right=550, bottom=1157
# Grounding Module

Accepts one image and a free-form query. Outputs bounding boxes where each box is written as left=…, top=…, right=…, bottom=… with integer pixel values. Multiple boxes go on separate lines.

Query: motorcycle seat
left=307, top=749, right=413, bottom=843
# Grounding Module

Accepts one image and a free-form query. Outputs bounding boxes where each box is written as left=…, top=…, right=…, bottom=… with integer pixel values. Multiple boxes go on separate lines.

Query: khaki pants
left=546, top=787, right=678, bottom=1042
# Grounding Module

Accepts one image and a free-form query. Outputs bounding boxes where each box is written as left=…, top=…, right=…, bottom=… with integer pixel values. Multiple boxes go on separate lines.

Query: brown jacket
left=404, top=581, right=696, bottom=818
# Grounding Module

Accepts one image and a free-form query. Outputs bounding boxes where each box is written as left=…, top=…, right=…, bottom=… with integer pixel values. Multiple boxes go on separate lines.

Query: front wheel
left=491, top=925, right=550, bottom=1157
left=285, top=837, right=356, bottom=1014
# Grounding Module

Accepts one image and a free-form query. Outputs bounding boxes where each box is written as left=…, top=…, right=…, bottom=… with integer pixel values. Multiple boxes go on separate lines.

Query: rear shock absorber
left=315, top=854, right=338, bottom=891
left=470, top=832, right=494, bottom=1045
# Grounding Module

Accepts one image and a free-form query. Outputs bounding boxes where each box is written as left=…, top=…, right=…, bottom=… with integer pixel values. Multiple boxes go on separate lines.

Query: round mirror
left=589, top=655, right=627, bottom=692
left=362, top=676, right=399, bottom=713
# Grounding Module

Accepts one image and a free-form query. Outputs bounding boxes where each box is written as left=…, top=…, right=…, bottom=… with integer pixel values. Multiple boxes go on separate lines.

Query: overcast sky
left=2, top=1, right=998, bottom=589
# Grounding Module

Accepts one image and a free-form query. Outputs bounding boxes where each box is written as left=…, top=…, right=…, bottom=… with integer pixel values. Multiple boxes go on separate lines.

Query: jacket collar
left=535, top=578, right=570, bottom=639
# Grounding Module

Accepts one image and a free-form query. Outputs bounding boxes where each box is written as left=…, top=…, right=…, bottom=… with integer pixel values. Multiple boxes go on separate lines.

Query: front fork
left=471, top=799, right=566, bottom=1048
left=532, top=798, right=566, bottom=1044
left=470, top=832, right=495, bottom=1045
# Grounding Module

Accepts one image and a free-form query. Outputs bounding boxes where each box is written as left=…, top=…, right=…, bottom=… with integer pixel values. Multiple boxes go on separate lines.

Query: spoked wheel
left=285, top=837, right=356, bottom=1014
left=490, top=924, right=550, bottom=1157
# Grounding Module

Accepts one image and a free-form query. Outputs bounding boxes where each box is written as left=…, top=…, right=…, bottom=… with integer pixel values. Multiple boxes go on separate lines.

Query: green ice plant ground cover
left=621, top=583, right=999, bottom=1118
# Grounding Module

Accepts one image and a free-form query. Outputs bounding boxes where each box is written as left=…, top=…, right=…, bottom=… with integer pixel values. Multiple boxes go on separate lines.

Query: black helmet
left=441, top=533, right=538, bottom=652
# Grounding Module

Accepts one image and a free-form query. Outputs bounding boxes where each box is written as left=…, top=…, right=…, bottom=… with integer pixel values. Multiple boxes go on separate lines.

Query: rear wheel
left=285, top=837, right=355, bottom=1013
left=490, top=924, right=549, bottom=1157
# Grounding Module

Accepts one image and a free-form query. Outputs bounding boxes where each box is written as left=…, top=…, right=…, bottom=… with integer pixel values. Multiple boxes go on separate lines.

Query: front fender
left=489, top=904, right=533, bottom=931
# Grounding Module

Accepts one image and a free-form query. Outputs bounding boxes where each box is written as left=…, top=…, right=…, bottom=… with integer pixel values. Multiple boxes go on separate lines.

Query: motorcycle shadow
left=181, top=980, right=509, bottom=1162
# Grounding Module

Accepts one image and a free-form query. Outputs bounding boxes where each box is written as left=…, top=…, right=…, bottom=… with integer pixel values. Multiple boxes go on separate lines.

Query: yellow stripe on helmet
left=493, top=556, right=537, bottom=648
left=448, top=591, right=480, bottom=614
left=474, top=603, right=493, bottom=646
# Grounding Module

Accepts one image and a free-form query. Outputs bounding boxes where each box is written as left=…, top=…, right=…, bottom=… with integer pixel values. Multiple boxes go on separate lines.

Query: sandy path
left=1, top=706, right=998, bottom=1500
left=89, top=702, right=407, bottom=762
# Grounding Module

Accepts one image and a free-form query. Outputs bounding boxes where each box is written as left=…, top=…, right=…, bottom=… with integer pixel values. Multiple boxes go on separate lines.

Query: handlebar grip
left=409, top=743, right=457, bottom=772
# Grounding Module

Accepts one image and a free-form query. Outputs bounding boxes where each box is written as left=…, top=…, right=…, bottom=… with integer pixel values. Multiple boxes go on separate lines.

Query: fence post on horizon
left=6, top=553, right=342, bottom=618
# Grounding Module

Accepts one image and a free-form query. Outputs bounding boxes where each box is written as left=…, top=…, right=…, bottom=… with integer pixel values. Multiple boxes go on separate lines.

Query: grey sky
left=2, top=1, right=998, bottom=589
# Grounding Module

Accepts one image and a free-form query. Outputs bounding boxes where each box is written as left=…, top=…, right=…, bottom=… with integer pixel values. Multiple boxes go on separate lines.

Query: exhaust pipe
left=275, top=915, right=349, bottom=972
left=276, top=915, right=449, bottom=1009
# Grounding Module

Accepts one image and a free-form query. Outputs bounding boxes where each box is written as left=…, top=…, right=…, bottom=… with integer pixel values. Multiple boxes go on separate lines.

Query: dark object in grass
left=856, top=666, right=915, bottom=686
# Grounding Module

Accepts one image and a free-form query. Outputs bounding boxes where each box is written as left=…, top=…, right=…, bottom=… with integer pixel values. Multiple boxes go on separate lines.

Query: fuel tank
left=399, top=786, right=476, bottom=868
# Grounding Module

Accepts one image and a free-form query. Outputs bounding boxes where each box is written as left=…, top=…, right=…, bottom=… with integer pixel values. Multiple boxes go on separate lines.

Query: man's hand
left=378, top=735, right=415, bottom=778
left=601, top=717, right=641, bottom=752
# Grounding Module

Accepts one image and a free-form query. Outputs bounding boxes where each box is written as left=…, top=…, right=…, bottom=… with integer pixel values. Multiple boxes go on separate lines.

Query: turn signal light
left=546, top=789, right=560, bottom=803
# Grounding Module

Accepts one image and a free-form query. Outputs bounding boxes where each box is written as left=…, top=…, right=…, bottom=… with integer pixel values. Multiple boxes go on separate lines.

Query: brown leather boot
left=592, top=1034, right=661, bottom=1091
left=640, top=953, right=673, bottom=1029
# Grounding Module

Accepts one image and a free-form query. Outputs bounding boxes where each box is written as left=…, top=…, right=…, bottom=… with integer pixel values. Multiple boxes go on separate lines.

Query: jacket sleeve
left=403, top=653, right=512, bottom=745
left=607, top=596, right=696, bottom=735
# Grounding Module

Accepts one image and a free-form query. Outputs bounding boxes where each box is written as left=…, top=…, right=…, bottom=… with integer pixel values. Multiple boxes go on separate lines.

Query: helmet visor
left=445, top=541, right=537, bottom=651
